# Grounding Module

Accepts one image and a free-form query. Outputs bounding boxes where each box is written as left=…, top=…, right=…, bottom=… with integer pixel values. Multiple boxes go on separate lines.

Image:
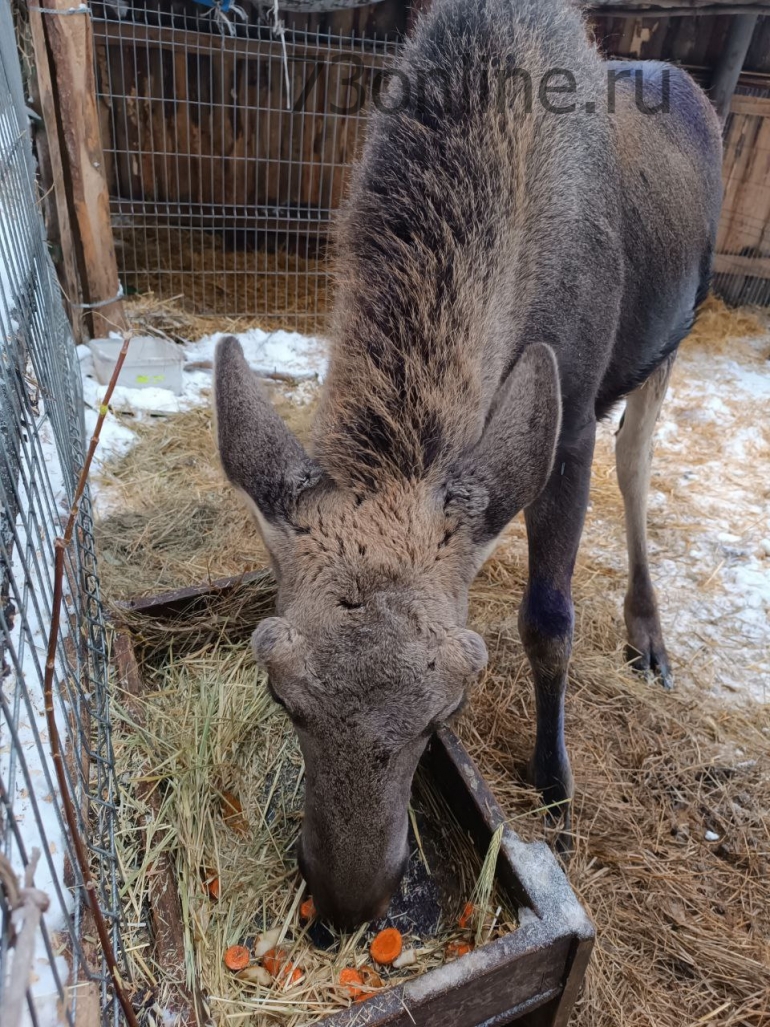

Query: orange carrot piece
left=221, top=790, right=249, bottom=836
left=206, top=876, right=220, bottom=901
left=445, top=940, right=473, bottom=960
left=224, top=945, right=250, bottom=971
left=262, top=948, right=289, bottom=976
left=339, top=968, right=365, bottom=999
left=299, top=897, right=316, bottom=921
left=281, top=964, right=304, bottom=987
left=355, top=966, right=383, bottom=1002
left=359, top=966, right=383, bottom=989
left=458, top=901, right=475, bottom=929
left=370, top=927, right=403, bottom=966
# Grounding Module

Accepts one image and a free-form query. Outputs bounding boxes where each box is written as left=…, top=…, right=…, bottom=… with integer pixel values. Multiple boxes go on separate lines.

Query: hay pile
left=118, top=228, right=331, bottom=334
left=113, top=640, right=515, bottom=1026
left=682, top=294, right=766, bottom=357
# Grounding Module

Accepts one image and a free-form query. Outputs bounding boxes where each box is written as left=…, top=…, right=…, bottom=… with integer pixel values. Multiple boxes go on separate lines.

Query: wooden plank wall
left=93, top=22, right=389, bottom=228
left=715, top=89, right=770, bottom=301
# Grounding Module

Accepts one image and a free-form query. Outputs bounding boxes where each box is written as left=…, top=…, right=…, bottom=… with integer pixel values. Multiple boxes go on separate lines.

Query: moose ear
left=214, top=336, right=322, bottom=528
left=449, top=344, right=562, bottom=542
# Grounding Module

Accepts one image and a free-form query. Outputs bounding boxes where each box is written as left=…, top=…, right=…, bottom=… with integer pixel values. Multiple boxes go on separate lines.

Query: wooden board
left=40, top=0, right=126, bottom=337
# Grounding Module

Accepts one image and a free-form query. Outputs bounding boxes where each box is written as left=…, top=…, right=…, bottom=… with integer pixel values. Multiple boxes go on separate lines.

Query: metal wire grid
left=92, top=2, right=399, bottom=330
left=0, top=0, right=123, bottom=1022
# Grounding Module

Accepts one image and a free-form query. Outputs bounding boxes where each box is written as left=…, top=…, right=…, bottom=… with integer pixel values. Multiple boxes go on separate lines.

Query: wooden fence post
left=34, top=0, right=126, bottom=339
left=27, top=6, right=84, bottom=342
left=710, top=13, right=759, bottom=124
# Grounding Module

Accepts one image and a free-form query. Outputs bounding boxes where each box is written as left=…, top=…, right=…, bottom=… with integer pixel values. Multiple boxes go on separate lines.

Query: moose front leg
left=518, top=420, right=596, bottom=841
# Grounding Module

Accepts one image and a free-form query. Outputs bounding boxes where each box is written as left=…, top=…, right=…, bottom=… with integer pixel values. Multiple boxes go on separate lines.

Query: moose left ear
left=450, top=344, right=562, bottom=542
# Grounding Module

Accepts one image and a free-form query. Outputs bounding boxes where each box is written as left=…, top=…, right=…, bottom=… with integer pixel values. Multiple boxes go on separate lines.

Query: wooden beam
left=714, top=252, right=770, bottom=278
left=38, top=0, right=126, bottom=339
left=710, top=13, right=760, bottom=122
left=27, top=6, right=84, bottom=342
left=588, top=3, right=770, bottom=14
left=730, top=92, right=770, bottom=115
left=93, top=19, right=390, bottom=65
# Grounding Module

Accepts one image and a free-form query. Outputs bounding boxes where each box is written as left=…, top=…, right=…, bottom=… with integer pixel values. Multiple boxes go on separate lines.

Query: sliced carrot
left=458, top=901, right=475, bottom=930
left=206, top=876, right=220, bottom=901
left=370, top=927, right=403, bottom=966
left=299, top=897, right=316, bottom=922
left=280, top=964, right=304, bottom=987
left=221, top=790, right=249, bottom=837
left=445, top=940, right=473, bottom=960
left=359, top=966, right=383, bottom=989
left=355, top=965, right=383, bottom=1001
left=224, top=945, right=250, bottom=972
left=339, top=968, right=365, bottom=1000
left=262, top=948, right=289, bottom=976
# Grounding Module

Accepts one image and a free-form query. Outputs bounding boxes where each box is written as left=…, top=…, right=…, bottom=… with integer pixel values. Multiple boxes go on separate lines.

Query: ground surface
left=87, top=303, right=770, bottom=1027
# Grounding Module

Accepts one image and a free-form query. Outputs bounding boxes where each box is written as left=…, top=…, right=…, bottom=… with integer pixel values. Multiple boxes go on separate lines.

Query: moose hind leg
left=615, top=355, right=675, bottom=689
left=519, top=419, right=596, bottom=843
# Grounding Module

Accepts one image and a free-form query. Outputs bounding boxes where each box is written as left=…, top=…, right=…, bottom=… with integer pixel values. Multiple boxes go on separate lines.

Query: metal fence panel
left=0, top=1, right=123, bottom=1023
left=91, top=0, right=399, bottom=329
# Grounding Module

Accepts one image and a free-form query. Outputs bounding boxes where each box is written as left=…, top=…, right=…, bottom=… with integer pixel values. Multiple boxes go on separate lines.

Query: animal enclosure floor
left=91, top=300, right=770, bottom=1027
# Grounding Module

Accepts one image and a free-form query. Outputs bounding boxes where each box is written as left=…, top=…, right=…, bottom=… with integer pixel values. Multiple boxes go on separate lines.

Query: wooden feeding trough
left=115, top=572, right=593, bottom=1027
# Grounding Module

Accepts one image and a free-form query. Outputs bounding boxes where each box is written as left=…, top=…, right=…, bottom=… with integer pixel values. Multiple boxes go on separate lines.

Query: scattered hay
left=124, top=292, right=261, bottom=346
left=113, top=639, right=516, bottom=1026
left=683, top=294, right=767, bottom=358
left=95, top=392, right=316, bottom=601
left=460, top=547, right=770, bottom=1027
left=118, top=228, right=332, bottom=334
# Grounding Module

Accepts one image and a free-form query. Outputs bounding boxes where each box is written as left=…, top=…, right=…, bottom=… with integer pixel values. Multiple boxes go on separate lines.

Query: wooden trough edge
left=112, top=573, right=594, bottom=1027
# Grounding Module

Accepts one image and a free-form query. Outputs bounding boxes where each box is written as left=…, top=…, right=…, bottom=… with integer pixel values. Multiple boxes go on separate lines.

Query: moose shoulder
left=214, top=0, right=722, bottom=928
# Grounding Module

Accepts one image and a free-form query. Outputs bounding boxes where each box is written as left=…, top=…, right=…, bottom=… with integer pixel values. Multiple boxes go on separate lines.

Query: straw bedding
left=102, top=298, right=770, bottom=1027
left=118, top=229, right=332, bottom=334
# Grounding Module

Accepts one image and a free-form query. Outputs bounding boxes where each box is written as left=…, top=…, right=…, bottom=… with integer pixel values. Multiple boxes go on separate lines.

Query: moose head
left=214, top=335, right=560, bottom=928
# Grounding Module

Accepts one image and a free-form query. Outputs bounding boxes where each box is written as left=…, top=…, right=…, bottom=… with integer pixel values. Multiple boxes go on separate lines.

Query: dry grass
left=119, top=228, right=331, bottom=334
left=682, top=294, right=767, bottom=357
left=113, top=640, right=515, bottom=1026
left=460, top=546, right=770, bottom=1027
left=95, top=392, right=313, bottom=600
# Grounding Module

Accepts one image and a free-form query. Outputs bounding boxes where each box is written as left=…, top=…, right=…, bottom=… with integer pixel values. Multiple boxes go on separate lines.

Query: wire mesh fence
left=0, top=0, right=123, bottom=1022
left=90, top=2, right=770, bottom=327
left=92, top=0, right=400, bottom=332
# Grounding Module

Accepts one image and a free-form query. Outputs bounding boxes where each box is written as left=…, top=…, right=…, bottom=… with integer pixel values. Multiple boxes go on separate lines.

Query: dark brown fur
left=215, top=0, right=722, bottom=926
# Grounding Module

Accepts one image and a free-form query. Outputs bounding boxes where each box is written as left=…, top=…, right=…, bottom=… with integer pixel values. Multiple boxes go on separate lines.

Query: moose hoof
left=625, top=639, right=674, bottom=691
left=527, top=749, right=574, bottom=856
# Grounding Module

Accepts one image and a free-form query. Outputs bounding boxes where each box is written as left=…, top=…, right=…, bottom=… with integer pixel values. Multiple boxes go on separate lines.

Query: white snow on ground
left=1, top=409, right=74, bottom=1027
left=591, top=334, right=770, bottom=705
left=184, top=325, right=327, bottom=380
left=79, top=327, right=327, bottom=492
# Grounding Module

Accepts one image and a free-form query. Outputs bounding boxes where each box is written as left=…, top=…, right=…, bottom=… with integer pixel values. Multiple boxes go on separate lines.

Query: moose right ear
left=214, top=336, right=322, bottom=529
